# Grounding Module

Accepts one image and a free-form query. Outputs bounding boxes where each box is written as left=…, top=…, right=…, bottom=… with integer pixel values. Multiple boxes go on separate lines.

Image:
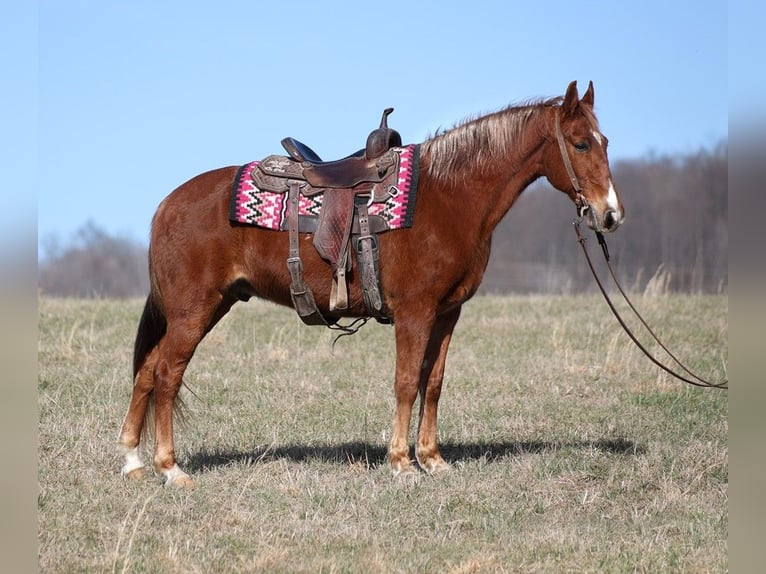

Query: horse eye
left=573, top=141, right=590, bottom=152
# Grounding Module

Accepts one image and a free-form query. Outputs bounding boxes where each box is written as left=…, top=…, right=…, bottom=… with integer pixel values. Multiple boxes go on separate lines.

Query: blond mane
left=422, top=97, right=563, bottom=182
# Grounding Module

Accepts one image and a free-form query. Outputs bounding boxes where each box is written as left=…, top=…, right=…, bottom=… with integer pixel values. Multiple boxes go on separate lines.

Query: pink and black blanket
left=229, top=144, right=419, bottom=231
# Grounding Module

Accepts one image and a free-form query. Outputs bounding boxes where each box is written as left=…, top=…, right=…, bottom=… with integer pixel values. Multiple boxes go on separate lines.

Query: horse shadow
left=184, top=437, right=645, bottom=474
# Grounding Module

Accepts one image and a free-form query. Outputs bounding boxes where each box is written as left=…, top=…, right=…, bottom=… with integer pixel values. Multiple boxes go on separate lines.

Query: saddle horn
left=366, top=107, right=402, bottom=159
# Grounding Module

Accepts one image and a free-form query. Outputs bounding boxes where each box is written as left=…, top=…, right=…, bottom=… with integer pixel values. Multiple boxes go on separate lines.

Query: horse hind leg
left=118, top=359, right=157, bottom=479
left=118, top=294, right=167, bottom=480
left=118, top=292, right=234, bottom=487
left=150, top=296, right=236, bottom=488
left=118, top=355, right=159, bottom=479
left=118, top=346, right=165, bottom=480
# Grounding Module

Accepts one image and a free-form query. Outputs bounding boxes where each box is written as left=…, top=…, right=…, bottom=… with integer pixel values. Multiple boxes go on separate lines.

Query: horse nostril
left=604, top=209, right=619, bottom=230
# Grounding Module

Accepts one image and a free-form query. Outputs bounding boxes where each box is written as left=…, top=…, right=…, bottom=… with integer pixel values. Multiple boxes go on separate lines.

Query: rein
left=555, top=106, right=727, bottom=390
left=573, top=219, right=728, bottom=390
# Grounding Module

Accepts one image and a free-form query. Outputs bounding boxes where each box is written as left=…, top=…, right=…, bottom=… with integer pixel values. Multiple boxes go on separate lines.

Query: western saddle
left=251, top=108, right=403, bottom=326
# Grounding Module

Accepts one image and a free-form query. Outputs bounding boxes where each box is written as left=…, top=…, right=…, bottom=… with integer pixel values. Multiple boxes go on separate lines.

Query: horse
left=118, top=80, right=624, bottom=488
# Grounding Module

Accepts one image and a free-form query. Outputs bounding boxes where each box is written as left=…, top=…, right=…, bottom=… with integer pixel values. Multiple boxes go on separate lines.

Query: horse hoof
left=168, top=474, right=196, bottom=490
left=416, top=449, right=451, bottom=475
left=123, top=467, right=147, bottom=481
left=423, top=460, right=451, bottom=475
left=163, top=465, right=196, bottom=490
left=392, top=462, right=420, bottom=480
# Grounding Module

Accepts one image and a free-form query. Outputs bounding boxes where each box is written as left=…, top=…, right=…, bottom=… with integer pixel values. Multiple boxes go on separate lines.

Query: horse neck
left=419, top=104, right=553, bottom=238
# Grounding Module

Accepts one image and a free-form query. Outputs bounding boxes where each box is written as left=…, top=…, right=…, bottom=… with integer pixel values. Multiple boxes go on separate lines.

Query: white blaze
left=606, top=181, right=620, bottom=212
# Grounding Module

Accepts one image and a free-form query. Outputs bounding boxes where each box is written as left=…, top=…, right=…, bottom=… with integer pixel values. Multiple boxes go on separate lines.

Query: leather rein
left=554, top=109, right=728, bottom=390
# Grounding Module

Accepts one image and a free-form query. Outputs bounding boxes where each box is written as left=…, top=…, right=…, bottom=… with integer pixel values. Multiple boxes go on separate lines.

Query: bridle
left=554, top=107, right=589, bottom=219
left=555, top=107, right=728, bottom=390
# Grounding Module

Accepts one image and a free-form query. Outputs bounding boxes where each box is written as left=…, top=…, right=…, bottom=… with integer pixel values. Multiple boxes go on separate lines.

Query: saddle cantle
left=250, top=108, right=405, bottom=326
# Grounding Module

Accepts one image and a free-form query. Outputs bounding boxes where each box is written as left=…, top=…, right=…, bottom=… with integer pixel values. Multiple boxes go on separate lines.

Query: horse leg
left=389, top=311, right=436, bottom=476
left=152, top=297, right=235, bottom=488
left=118, top=294, right=167, bottom=479
left=118, top=344, right=162, bottom=479
left=415, top=306, right=462, bottom=474
left=118, top=292, right=234, bottom=486
left=150, top=331, right=198, bottom=488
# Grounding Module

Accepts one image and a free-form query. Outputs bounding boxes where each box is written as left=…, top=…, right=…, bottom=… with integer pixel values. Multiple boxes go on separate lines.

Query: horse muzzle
left=600, top=207, right=623, bottom=232
left=581, top=203, right=624, bottom=233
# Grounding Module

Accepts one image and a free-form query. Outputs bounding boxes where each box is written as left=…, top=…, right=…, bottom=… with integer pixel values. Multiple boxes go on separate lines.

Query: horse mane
left=422, top=96, right=563, bottom=183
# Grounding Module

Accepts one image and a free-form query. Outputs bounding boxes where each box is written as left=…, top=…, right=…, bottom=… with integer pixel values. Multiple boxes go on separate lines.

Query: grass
left=38, top=294, right=727, bottom=573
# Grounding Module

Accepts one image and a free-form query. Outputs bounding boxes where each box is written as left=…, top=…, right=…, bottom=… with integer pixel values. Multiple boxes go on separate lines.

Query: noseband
left=554, top=108, right=588, bottom=218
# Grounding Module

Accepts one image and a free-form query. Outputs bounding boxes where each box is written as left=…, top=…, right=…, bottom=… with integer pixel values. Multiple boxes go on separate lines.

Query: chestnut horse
left=118, top=81, right=624, bottom=487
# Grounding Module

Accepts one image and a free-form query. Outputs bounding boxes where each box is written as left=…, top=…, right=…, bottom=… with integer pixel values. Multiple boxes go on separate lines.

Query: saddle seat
left=280, top=107, right=402, bottom=189
left=280, top=138, right=364, bottom=165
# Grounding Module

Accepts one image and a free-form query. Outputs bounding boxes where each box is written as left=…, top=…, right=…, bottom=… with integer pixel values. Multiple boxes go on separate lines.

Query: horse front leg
left=389, top=312, right=435, bottom=476
left=416, top=306, right=462, bottom=474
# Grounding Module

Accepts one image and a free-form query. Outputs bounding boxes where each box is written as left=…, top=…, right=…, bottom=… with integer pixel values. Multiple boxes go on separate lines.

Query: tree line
left=39, top=221, right=149, bottom=298
left=39, top=143, right=727, bottom=298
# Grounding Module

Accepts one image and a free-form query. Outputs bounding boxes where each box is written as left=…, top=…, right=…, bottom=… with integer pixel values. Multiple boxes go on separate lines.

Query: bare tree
left=39, top=221, right=149, bottom=298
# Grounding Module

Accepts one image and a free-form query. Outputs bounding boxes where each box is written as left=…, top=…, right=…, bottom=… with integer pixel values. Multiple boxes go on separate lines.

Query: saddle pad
left=229, top=145, right=419, bottom=231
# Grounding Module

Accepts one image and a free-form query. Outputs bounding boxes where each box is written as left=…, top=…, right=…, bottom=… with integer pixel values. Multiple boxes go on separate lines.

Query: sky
left=3, top=2, right=741, bottom=257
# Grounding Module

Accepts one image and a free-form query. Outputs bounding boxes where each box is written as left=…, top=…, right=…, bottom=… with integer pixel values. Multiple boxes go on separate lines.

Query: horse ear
left=563, top=81, right=579, bottom=116
left=581, top=81, right=595, bottom=107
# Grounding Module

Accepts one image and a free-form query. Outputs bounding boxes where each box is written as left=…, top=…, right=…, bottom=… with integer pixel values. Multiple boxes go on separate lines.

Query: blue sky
left=10, top=2, right=737, bottom=256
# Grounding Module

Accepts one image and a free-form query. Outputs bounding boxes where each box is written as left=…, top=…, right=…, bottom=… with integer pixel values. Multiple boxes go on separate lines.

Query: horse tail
left=132, top=270, right=170, bottom=443
left=132, top=288, right=166, bottom=378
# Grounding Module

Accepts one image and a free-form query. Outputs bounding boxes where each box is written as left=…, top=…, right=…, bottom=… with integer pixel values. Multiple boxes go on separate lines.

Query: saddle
left=251, top=108, right=403, bottom=326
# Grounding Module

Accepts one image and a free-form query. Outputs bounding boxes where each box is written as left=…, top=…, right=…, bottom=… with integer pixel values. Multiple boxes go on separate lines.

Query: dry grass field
left=38, top=294, right=727, bottom=573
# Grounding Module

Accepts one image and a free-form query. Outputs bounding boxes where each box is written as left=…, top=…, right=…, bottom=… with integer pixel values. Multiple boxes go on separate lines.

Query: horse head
left=544, top=80, right=624, bottom=233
